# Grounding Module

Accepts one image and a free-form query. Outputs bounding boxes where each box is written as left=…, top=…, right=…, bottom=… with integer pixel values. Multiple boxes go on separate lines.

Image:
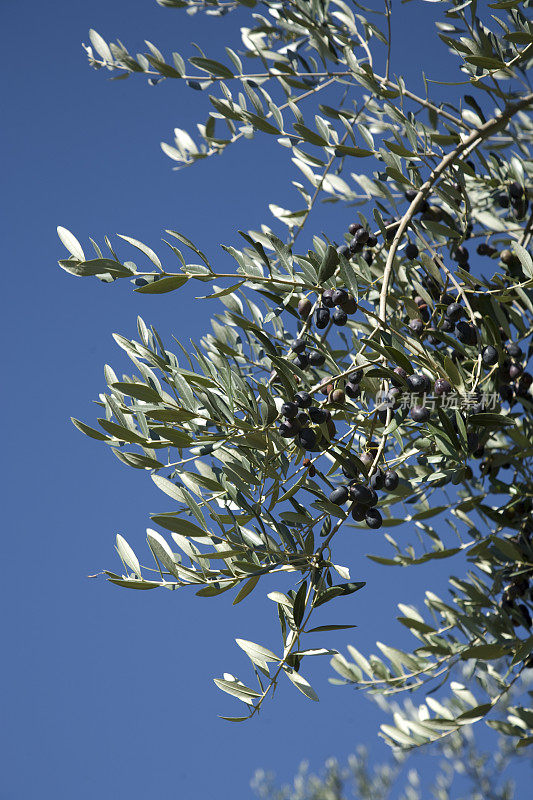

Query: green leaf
left=283, top=667, right=319, bottom=701
left=135, top=275, right=189, bottom=293
left=57, top=226, right=85, bottom=261
left=112, top=382, right=161, bottom=402
left=146, top=528, right=181, bottom=578
left=116, top=534, right=141, bottom=578
left=235, top=639, right=280, bottom=664
left=151, top=514, right=211, bottom=538
left=189, top=57, right=234, bottom=79
left=318, top=245, right=339, bottom=282
left=307, top=624, right=357, bottom=633
left=117, top=234, right=162, bottom=268
left=71, top=417, right=111, bottom=441
left=232, top=575, right=260, bottom=605
left=461, top=644, right=509, bottom=660
left=512, top=242, right=533, bottom=279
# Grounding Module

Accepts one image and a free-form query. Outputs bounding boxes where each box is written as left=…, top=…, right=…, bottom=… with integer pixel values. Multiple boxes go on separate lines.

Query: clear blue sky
left=3, top=1, right=530, bottom=798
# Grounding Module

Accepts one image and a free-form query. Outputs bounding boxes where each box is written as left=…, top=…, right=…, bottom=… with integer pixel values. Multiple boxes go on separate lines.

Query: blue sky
left=3, top=1, right=531, bottom=798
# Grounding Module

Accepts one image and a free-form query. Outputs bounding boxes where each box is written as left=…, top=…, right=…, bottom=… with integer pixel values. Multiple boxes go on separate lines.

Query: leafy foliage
left=62, top=0, right=533, bottom=750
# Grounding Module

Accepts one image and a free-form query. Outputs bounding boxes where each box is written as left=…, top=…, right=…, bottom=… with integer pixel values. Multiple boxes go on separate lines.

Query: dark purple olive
left=297, top=428, right=317, bottom=449
left=321, top=289, right=335, bottom=308
left=332, top=309, right=348, bottom=326
left=365, top=508, right=383, bottom=529
left=351, top=504, right=366, bottom=522
left=446, top=303, right=463, bottom=323
left=315, top=307, right=330, bottom=329
left=281, top=402, right=299, bottom=419
left=332, top=288, right=349, bottom=306
left=482, top=345, right=498, bottom=366
left=294, top=392, right=312, bottom=408
left=410, top=406, right=430, bottom=422
left=308, top=351, right=326, bottom=366
left=349, top=483, right=373, bottom=506
left=329, top=486, right=349, bottom=505
left=384, top=470, right=399, bottom=491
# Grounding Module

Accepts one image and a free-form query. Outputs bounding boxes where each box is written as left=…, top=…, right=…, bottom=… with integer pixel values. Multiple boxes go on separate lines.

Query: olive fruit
left=500, top=249, right=514, bottom=265
left=279, top=420, right=300, bottom=437
left=446, top=303, right=463, bottom=323
left=308, top=406, right=328, bottom=423
left=329, top=486, right=349, bottom=505
left=337, top=244, right=350, bottom=259
left=406, top=373, right=428, bottom=394
left=359, top=452, right=374, bottom=469
left=482, top=345, right=498, bottom=366
left=351, top=504, right=366, bottom=522
left=441, top=318, right=455, bottom=333
left=506, top=343, right=523, bottom=358
left=453, top=245, right=469, bottom=264
left=321, top=289, right=335, bottom=308
left=315, top=307, right=330, bottom=329
left=405, top=243, right=419, bottom=259
left=330, top=388, right=346, bottom=404
left=354, top=228, right=369, bottom=244
left=509, top=181, right=523, bottom=199
left=332, top=288, right=349, bottom=306
left=510, top=363, right=524, bottom=380
left=410, top=405, right=430, bottom=422
left=308, top=351, right=326, bottom=367
left=519, top=372, right=532, bottom=388
left=384, top=470, right=399, bottom=491
left=281, top=401, right=299, bottom=419
left=294, top=391, right=312, bottom=408
left=332, top=309, right=348, bottom=326
left=298, top=297, right=312, bottom=318
left=367, top=488, right=379, bottom=507
left=345, top=383, right=361, bottom=399
left=440, top=292, right=455, bottom=306
left=302, top=458, right=316, bottom=478
left=409, top=319, right=424, bottom=336
left=294, top=353, right=309, bottom=369
left=365, top=508, right=383, bottom=529
left=369, top=468, right=385, bottom=490
left=297, top=428, right=317, bottom=449
left=348, top=222, right=362, bottom=235
left=349, top=483, right=373, bottom=505
left=290, top=338, right=306, bottom=354
left=456, top=321, right=477, bottom=345
left=366, top=235, right=378, bottom=247
left=340, top=295, right=357, bottom=315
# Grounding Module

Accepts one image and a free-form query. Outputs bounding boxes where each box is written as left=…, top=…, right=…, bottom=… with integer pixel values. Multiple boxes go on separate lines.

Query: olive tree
left=59, top=0, right=533, bottom=751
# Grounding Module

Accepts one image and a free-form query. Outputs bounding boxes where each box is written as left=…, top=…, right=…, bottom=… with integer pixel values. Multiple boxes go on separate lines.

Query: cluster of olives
left=336, top=221, right=378, bottom=265
left=498, top=343, right=532, bottom=406
left=494, top=181, right=530, bottom=220
left=297, top=287, right=359, bottom=330
left=288, top=337, right=326, bottom=371
left=328, top=466, right=399, bottom=530
left=278, top=393, right=334, bottom=452
left=501, top=570, right=533, bottom=630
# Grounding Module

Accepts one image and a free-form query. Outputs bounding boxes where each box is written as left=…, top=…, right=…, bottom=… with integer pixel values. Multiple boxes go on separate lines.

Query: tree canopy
left=59, top=0, right=533, bottom=752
